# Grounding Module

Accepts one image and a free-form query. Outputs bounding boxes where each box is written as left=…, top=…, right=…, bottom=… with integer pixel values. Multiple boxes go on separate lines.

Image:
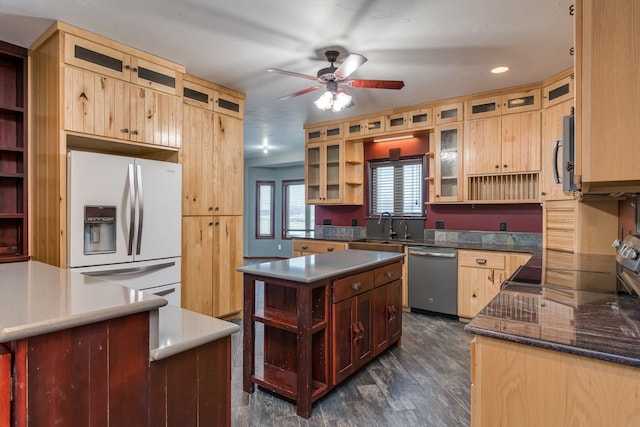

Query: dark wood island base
left=240, top=251, right=404, bottom=418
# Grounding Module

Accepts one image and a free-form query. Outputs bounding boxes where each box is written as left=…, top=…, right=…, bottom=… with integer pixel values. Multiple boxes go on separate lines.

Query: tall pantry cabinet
left=181, top=74, right=245, bottom=318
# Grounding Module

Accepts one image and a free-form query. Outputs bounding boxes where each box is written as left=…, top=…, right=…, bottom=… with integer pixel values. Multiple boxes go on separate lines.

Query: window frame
left=255, top=180, right=275, bottom=239
left=281, top=179, right=315, bottom=239
left=367, top=155, right=427, bottom=218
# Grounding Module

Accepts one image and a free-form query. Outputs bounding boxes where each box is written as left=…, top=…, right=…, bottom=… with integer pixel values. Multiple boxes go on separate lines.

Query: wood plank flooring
left=230, top=312, right=472, bottom=426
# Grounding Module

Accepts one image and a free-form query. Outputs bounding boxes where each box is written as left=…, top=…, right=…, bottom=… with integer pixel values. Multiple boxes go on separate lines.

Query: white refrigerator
left=67, top=150, right=182, bottom=306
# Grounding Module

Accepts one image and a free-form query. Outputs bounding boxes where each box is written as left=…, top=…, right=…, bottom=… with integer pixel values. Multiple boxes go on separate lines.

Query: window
left=256, top=181, right=274, bottom=239
left=369, top=156, right=425, bottom=217
left=282, top=180, right=315, bottom=238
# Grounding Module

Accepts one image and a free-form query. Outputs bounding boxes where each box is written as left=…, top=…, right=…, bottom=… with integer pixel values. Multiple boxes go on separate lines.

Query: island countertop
left=237, top=249, right=405, bottom=283
left=0, top=260, right=167, bottom=342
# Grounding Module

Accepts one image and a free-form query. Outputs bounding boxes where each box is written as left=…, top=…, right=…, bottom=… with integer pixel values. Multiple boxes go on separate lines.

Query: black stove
left=614, top=234, right=640, bottom=297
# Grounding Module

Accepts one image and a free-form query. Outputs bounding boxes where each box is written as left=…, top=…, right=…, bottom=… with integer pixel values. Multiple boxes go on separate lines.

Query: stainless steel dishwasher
left=408, top=246, right=458, bottom=316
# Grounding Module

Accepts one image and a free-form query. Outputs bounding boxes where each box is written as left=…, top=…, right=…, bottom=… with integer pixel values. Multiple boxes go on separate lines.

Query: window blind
left=370, top=157, right=424, bottom=216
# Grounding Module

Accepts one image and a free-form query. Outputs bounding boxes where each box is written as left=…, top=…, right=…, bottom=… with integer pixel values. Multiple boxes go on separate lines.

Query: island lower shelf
left=239, top=250, right=405, bottom=419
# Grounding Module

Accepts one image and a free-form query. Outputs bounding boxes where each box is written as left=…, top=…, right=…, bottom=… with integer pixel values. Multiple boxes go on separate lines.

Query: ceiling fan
left=267, top=50, right=405, bottom=112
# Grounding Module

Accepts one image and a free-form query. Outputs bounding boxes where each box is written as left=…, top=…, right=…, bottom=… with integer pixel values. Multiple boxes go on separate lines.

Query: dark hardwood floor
left=230, top=311, right=472, bottom=426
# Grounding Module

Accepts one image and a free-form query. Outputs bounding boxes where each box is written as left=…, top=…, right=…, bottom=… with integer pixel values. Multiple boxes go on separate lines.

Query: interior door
left=133, top=158, right=182, bottom=261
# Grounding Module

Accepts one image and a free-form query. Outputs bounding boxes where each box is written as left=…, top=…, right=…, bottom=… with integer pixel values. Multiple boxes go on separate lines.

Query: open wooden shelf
left=253, top=307, right=327, bottom=333
left=252, top=363, right=329, bottom=402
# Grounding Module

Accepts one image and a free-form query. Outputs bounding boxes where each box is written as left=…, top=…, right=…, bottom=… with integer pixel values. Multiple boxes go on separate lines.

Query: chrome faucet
left=378, top=212, right=397, bottom=239
left=400, top=219, right=412, bottom=240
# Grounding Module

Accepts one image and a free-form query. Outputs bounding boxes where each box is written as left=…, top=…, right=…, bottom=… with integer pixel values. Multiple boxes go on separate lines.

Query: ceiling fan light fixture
left=314, top=90, right=334, bottom=110
left=332, top=91, right=352, bottom=112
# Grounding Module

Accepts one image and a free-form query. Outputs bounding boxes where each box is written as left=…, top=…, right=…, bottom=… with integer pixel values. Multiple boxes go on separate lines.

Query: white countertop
left=150, top=305, right=240, bottom=361
left=237, top=249, right=405, bottom=283
left=0, top=261, right=166, bottom=342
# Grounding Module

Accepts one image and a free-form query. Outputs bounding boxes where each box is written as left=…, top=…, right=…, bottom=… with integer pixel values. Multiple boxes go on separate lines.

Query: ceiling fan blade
left=267, top=68, right=318, bottom=81
left=277, top=86, right=322, bottom=100
left=334, top=53, right=367, bottom=79
left=347, top=79, right=405, bottom=90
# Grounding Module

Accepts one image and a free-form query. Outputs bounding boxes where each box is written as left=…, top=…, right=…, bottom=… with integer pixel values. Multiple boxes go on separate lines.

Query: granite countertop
left=465, top=282, right=640, bottom=367
left=150, top=305, right=240, bottom=361
left=0, top=261, right=166, bottom=342
left=237, top=249, right=405, bottom=283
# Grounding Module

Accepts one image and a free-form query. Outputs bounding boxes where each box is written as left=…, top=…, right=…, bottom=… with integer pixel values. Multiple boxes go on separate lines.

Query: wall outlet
left=499, top=222, right=507, bottom=231
left=435, top=221, right=445, bottom=229
left=277, top=244, right=282, bottom=250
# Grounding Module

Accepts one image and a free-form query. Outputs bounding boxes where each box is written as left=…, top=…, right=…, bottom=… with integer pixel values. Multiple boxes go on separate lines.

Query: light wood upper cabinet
left=363, top=116, right=386, bottom=135
left=305, top=124, right=343, bottom=143
left=501, top=89, right=541, bottom=114
left=385, top=107, right=433, bottom=133
left=435, top=102, right=463, bottom=124
left=64, top=33, right=181, bottom=96
left=431, top=123, right=463, bottom=203
left=183, top=76, right=244, bottom=119
left=465, top=111, right=541, bottom=175
left=64, top=67, right=181, bottom=147
left=575, top=0, right=640, bottom=193
left=465, top=96, right=502, bottom=120
left=182, top=105, right=243, bottom=216
left=543, top=74, right=574, bottom=108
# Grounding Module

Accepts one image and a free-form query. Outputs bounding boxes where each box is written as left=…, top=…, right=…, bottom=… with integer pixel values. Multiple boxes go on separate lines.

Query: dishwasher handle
left=408, top=249, right=457, bottom=259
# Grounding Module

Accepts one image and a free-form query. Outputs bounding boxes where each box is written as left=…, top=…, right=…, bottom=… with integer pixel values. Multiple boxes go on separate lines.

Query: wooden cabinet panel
left=292, top=239, right=348, bottom=255
left=182, top=104, right=214, bottom=215
left=212, top=215, right=243, bottom=317
left=333, top=271, right=374, bottom=303
left=181, top=216, right=214, bottom=315
left=212, top=113, right=243, bottom=215
left=472, top=336, right=640, bottom=426
left=0, top=345, right=9, bottom=427
left=130, top=56, right=182, bottom=95
left=435, top=102, right=463, bottom=124
left=305, top=124, right=343, bottom=142
left=181, top=216, right=243, bottom=318
left=576, top=0, right=640, bottom=192
left=501, top=110, right=541, bottom=173
left=64, top=33, right=131, bottom=81
left=501, top=89, right=541, bottom=114
left=130, top=85, right=181, bottom=147
left=464, top=116, right=502, bottom=175
left=466, top=96, right=502, bottom=120
left=543, top=75, right=574, bottom=108
left=373, top=279, right=402, bottom=355
left=458, top=250, right=531, bottom=319
left=432, top=123, right=463, bottom=202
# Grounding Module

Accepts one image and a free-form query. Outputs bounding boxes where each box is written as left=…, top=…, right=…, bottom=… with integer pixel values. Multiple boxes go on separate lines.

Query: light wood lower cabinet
left=292, top=239, right=348, bottom=257
left=182, top=216, right=243, bottom=318
left=458, top=250, right=532, bottom=319
left=471, top=336, right=640, bottom=426
left=543, top=199, right=618, bottom=254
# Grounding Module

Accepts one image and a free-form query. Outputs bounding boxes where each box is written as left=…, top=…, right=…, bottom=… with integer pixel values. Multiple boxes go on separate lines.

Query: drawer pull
left=301, top=245, right=308, bottom=250
left=475, top=258, right=487, bottom=265
left=352, top=282, right=362, bottom=291
left=385, top=271, right=394, bottom=278
left=327, top=247, right=334, bottom=252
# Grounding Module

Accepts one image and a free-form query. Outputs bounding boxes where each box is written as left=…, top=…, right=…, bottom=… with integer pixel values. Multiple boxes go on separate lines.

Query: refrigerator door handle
left=81, top=261, right=176, bottom=276
left=136, top=163, right=144, bottom=256
left=128, top=163, right=136, bottom=256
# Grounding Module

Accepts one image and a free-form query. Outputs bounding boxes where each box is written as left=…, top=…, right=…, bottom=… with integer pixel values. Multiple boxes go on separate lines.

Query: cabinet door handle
left=301, top=245, right=308, bottom=250
left=122, top=128, right=129, bottom=133
left=385, top=271, right=394, bottom=278
left=351, top=282, right=362, bottom=291
left=132, top=130, right=139, bottom=135
left=327, top=247, right=334, bottom=252
left=475, top=258, right=487, bottom=265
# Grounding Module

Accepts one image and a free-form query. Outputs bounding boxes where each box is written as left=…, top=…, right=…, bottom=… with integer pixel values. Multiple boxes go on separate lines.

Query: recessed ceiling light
left=491, top=66, right=510, bottom=74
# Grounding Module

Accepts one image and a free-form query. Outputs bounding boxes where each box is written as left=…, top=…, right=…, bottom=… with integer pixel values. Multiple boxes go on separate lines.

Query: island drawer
left=373, top=262, right=402, bottom=287
left=292, top=239, right=348, bottom=254
left=458, top=251, right=505, bottom=270
left=333, top=271, right=374, bottom=303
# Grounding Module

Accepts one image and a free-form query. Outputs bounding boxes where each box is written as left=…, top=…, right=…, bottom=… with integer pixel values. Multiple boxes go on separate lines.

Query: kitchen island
left=238, top=250, right=405, bottom=418
left=0, top=261, right=239, bottom=427
left=465, top=254, right=640, bottom=426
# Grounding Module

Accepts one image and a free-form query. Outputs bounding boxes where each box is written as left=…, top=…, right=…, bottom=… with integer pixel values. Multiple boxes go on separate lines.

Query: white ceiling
left=0, top=0, right=573, bottom=163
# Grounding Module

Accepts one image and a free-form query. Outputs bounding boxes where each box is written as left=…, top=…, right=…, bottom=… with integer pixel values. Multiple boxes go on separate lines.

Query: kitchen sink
left=348, top=239, right=407, bottom=253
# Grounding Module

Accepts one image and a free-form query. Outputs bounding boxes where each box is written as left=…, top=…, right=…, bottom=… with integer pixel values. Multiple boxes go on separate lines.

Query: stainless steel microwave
left=553, top=112, right=577, bottom=192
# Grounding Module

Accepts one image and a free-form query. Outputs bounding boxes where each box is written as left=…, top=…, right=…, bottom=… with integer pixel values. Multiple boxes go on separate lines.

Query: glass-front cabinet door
left=305, top=141, right=343, bottom=204
left=434, top=123, right=463, bottom=202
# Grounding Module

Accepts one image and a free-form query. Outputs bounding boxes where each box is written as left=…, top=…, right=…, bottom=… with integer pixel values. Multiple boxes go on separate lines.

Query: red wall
left=316, top=133, right=544, bottom=233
